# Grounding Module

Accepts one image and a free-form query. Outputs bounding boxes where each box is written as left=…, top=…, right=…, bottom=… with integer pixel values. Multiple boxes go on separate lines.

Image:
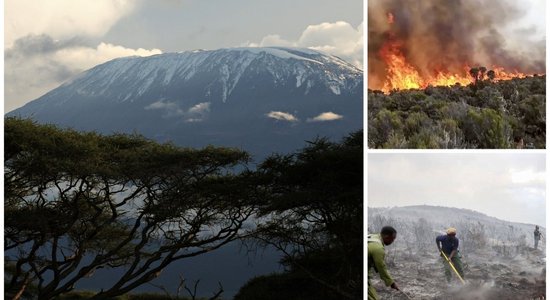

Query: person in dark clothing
left=534, top=225, right=543, bottom=249
left=436, top=227, right=464, bottom=283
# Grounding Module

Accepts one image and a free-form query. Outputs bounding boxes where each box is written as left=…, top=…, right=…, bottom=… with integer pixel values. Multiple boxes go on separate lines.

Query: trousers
left=442, top=254, right=464, bottom=283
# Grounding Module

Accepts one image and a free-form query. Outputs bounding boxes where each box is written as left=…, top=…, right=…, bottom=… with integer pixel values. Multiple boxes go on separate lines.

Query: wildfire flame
left=376, top=12, right=532, bottom=93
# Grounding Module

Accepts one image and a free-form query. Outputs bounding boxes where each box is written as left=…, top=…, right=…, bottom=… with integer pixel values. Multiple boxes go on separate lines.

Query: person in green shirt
left=368, top=226, right=399, bottom=300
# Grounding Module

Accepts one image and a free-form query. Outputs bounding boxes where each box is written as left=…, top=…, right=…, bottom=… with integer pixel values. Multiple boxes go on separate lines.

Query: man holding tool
left=436, top=227, right=465, bottom=284
left=368, top=226, right=400, bottom=300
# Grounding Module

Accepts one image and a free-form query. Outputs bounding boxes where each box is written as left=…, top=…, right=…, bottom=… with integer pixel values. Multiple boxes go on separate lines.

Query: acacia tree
left=242, top=132, right=363, bottom=300
left=5, top=118, right=256, bottom=299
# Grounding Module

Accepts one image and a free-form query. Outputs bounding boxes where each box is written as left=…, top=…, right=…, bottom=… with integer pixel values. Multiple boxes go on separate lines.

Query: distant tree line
left=5, top=117, right=362, bottom=300
left=368, top=75, right=545, bottom=149
left=368, top=214, right=530, bottom=258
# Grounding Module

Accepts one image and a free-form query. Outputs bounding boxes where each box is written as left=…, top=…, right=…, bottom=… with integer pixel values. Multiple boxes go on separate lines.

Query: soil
left=370, top=246, right=546, bottom=300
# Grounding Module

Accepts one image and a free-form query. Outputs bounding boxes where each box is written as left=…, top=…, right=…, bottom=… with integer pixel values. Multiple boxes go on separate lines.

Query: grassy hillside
left=368, top=76, right=545, bottom=149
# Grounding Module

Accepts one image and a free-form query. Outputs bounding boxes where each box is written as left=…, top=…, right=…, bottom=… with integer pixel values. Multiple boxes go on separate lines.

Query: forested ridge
left=368, top=75, right=545, bottom=149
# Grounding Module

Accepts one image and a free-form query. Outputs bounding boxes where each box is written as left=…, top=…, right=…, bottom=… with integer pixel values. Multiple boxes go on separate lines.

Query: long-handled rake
left=440, top=250, right=466, bottom=284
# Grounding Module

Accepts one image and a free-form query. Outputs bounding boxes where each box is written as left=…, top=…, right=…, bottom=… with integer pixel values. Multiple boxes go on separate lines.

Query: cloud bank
left=5, top=0, right=137, bottom=47
left=4, top=0, right=163, bottom=112
left=5, top=34, right=161, bottom=112
left=247, top=21, right=363, bottom=68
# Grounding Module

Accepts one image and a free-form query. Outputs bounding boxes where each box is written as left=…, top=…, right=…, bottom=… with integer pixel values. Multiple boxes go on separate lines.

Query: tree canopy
left=5, top=118, right=256, bottom=299
left=5, top=118, right=363, bottom=300
left=236, top=132, right=363, bottom=300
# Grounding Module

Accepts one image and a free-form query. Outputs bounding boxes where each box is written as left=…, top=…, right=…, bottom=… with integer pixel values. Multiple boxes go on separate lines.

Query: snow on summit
left=7, top=46, right=363, bottom=158
left=65, top=47, right=362, bottom=103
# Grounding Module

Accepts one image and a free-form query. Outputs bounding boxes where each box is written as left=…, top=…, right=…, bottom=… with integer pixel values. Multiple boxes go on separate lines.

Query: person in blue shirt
left=436, top=227, right=464, bottom=283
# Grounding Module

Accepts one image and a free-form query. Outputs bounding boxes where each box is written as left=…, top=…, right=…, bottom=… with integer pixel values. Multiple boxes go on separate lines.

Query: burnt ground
left=370, top=246, right=545, bottom=300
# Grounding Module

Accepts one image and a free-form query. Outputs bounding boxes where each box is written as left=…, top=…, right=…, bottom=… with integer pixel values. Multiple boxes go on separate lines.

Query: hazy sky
left=368, top=153, right=546, bottom=226
left=5, top=0, right=363, bottom=112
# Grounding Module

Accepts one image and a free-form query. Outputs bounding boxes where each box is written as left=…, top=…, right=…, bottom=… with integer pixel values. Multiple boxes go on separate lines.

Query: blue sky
left=4, top=0, right=362, bottom=112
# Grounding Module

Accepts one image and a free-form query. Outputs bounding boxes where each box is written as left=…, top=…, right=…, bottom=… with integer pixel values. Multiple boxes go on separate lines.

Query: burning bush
left=368, top=0, right=545, bottom=92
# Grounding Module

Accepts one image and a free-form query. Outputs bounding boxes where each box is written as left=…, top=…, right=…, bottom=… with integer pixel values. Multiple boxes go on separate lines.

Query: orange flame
left=380, top=37, right=423, bottom=91
left=376, top=13, right=534, bottom=93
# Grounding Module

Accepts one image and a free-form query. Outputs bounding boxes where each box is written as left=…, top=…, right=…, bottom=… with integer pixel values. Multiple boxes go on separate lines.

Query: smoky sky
left=368, top=153, right=546, bottom=226
left=368, top=0, right=546, bottom=88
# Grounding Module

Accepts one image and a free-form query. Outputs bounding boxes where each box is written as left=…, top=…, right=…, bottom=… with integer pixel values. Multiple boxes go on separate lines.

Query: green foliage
left=463, top=108, right=512, bottom=148
left=408, top=128, right=440, bottom=148
left=368, top=76, right=546, bottom=148
left=368, top=109, right=403, bottom=148
left=404, top=112, right=431, bottom=136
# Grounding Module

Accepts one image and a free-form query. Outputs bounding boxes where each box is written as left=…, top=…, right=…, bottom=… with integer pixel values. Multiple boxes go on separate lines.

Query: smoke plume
left=368, top=0, right=546, bottom=90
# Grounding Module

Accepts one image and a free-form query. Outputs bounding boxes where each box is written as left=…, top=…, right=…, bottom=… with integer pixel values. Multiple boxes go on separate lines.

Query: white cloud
left=145, top=101, right=210, bottom=122
left=144, top=100, right=185, bottom=118
left=4, top=0, right=154, bottom=111
left=307, top=112, right=343, bottom=122
left=188, top=102, right=211, bottom=114
left=266, top=111, right=299, bottom=122
left=145, top=100, right=182, bottom=112
left=247, top=21, right=363, bottom=68
left=54, top=42, right=162, bottom=72
left=252, top=35, right=296, bottom=48
left=5, top=39, right=161, bottom=112
left=5, top=0, right=137, bottom=47
left=184, top=102, right=211, bottom=122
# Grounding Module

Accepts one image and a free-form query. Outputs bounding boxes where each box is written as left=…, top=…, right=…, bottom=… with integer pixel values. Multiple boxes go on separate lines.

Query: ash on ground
left=369, top=206, right=546, bottom=300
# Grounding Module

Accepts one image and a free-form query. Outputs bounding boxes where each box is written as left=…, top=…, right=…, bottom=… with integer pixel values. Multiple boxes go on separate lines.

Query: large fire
left=375, top=12, right=532, bottom=93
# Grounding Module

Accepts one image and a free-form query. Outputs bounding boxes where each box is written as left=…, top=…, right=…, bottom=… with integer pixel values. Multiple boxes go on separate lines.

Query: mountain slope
left=8, top=47, right=363, bottom=158
left=368, top=205, right=541, bottom=236
left=368, top=205, right=546, bottom=299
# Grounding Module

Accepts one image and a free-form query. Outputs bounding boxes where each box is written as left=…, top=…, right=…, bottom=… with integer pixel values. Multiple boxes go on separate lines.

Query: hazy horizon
left=368, top=153, right=546, bottom=227
left=368, top=204, right=546, bottom=227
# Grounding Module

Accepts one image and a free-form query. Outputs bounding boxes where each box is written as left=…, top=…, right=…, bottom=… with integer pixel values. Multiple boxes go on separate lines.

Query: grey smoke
left=368, top=0, right=546, bottom=88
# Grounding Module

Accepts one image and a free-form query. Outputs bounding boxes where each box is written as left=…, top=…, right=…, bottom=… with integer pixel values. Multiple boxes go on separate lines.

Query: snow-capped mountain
left=7, top=47, right=363, bottom=158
